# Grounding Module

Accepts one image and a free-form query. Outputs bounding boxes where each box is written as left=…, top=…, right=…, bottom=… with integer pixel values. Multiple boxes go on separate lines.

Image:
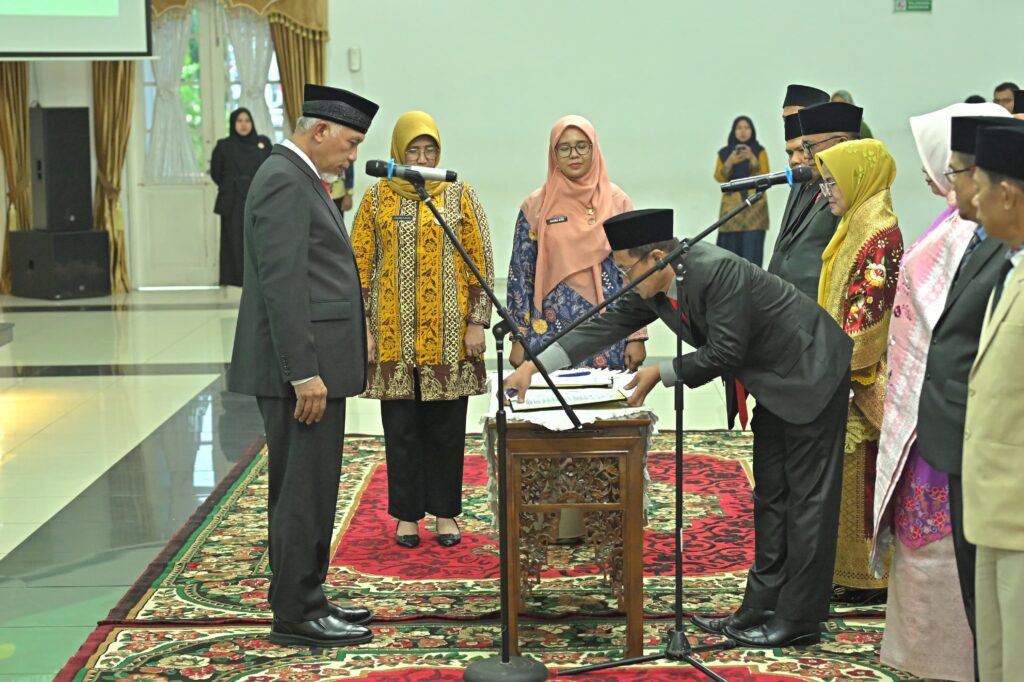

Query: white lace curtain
left=222, top=5, right=274, bottom=139
left=145, top=10, right=202, bottom=183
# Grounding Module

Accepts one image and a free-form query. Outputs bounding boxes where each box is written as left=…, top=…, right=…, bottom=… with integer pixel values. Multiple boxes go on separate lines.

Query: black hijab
left=228, top=107, right=259, bottom=146
left=717, top=116, right=764, bottom=181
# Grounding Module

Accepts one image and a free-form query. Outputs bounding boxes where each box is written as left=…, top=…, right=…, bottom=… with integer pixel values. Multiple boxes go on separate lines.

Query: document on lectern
left=509, top=387, right=627, bottom=413
left=528, top=368, right=616, bottom=389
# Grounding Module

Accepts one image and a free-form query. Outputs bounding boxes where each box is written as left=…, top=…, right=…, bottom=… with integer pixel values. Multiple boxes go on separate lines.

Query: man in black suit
left=229, top=84, right=378, bottom=647
left=916, top=114, right=1024, bottom=640
left=504, top=209, right=853, bottom=647
left=768, top=101, right=862, bottom=301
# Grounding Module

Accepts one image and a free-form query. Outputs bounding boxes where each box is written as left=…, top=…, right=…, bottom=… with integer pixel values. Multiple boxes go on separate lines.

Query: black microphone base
left=463, top=655, right=550, bottom=682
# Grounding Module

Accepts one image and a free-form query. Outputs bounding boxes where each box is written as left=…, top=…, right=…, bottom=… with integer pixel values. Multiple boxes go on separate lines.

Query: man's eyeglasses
left=406, top=145, right=439, bottom=161
left=819, top=179, right=838, bottom=199
left=615, top=258, right=644, bottom=281
left=943, top=164, right=976, bottom=183
left=556, top=141, right=593, bottom=158
left=801, top=135, right=846, bottom=159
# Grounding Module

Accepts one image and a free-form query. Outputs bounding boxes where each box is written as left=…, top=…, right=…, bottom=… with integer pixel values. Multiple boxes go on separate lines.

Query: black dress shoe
left=831, top=585, right=888, bottom=606
left=328, top=601, right=373, bottom=625
left=692, top=606, right=774, bottom=635
left=396, top=521, right=420, bottom=548
left=725, top=617, right=821, bottom=648
left=269, top=614, right=373, bottom=647
left=435, top=518, right=461, bottom=547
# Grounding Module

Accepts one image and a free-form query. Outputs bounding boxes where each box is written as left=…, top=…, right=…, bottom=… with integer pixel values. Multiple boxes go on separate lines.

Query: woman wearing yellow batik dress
left=351, top=111, right=494, bottom=549
left=815, top=139, right=904, bottom=603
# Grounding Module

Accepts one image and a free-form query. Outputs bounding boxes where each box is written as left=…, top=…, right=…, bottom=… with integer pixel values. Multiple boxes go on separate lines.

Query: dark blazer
left=917, top=236, right=1009, bottom=474
left=768, top=184, right=840, bottom=301
left=228, top=145, right=367, bottom=398
left=555, top=243, right=853, bottom=425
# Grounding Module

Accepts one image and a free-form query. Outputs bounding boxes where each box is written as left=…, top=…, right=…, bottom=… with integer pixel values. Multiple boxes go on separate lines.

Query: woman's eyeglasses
left=406, top=145, right=438, bottom=161
left=819, top=179, right=838, bottom=198
left=556, top=141, right=593, bottom=158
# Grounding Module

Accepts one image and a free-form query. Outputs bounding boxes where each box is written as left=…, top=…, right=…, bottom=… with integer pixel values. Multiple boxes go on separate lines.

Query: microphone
left=720, top=165, right=812, bottom=193
left=365, top=159, right=457, bottom=183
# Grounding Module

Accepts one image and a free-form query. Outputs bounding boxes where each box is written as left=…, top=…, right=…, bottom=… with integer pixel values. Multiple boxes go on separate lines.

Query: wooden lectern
left=487, top=416, right=651, bottom=657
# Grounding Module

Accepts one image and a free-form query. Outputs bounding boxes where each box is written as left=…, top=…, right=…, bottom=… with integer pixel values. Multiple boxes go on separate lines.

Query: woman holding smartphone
left=714, top=115, right=770, bottom=266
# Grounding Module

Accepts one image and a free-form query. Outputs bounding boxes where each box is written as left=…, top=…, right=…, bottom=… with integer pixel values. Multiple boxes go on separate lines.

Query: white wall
left=326, top=0, right=1022, bottom=274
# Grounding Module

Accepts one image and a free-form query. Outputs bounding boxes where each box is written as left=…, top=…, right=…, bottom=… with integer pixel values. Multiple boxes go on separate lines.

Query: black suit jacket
left=228, top=145, right=367, bottom=398
left=916, top=236, right=1009, bottom=474
left=768, top=183, right=840, bottom=301
left=553, top=243, right=853, bottom=425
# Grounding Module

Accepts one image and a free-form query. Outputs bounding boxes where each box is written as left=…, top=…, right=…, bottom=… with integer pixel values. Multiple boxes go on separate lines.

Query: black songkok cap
left=302, top=84, right=379, bottom=134
left=1014, top=90, right=1024, bottom=115
left=784, top=113, right=802, bottom=140
left=783, top=84, right=829, bottom=109
left=976, top=126, right=1024, bottom=181
left=798, top=102, right=863, bottom=136
left=603, top=209, right=674, bottom=251
left=950, top=116, right=1019, bottom=154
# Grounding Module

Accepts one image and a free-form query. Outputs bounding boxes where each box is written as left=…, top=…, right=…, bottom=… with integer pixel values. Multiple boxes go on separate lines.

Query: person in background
left=831, top=90, right=874, bottom=139
left=331, top=165, right=355, bottom=219
left=507, top=115, right=647, bottom=373
left=351, top=111, right=494, bottom=550
left=814, top=139, right=904, bottom=605
left=768, top=101, right=861, bottom=301
left=993, top=81, right=1019, bottom=112
left=871, top=103, right=1008, bottom=682
left=963, top=124, right=1024, bottom=682
left=714, top=116, right=770, bottom=266
left=210, top=107, right=271, bottom=286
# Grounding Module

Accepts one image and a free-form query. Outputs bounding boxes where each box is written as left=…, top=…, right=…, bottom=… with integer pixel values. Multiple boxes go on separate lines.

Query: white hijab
left=909, top=101, right=1010, bottom=194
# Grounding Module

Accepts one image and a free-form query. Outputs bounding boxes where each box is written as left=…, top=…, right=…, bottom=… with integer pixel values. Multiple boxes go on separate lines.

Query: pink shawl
left=870, top=208, right=975, bottom=571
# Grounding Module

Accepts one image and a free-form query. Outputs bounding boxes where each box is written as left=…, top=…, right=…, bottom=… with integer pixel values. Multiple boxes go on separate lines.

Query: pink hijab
left=521, top=115, right=631, bottom=312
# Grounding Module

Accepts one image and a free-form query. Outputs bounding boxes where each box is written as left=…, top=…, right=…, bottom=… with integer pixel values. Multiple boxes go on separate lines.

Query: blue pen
left=557, top=370, right=590, bottom=378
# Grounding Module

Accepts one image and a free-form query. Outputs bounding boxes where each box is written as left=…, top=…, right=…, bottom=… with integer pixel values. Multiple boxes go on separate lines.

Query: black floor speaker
left=9, top=230, right=112, bottom=300
left=30, top=107, right=93, bottom=231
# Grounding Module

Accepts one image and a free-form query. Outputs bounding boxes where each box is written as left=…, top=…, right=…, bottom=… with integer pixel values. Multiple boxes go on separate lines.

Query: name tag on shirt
left=393, top=215, right=414, bottom=222
left=546, top=215, right=568, bottom=225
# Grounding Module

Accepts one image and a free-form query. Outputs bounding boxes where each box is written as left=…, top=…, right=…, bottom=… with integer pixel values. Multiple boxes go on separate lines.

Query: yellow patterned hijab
left=815, top=139, right=897, bottom=308
left=388, top=111, right=448, bottom=200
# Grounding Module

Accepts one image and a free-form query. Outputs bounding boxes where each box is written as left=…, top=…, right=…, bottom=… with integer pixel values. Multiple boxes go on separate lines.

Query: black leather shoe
left=692, top=606, right=774, bottom=635
left=831, top=585, right=888, bottom=606
left=436, top=518, right=461, bottom=547
left=396, top=521, right=420, bottom=548
left=269, top=614, right=373, bottom=647
left=328, top=602, right=373, bottom=625
left=725, top=617, right=821, bottom=648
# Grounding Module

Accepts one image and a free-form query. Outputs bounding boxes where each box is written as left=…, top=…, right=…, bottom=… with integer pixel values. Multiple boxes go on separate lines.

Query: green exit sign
left=896, top=0, right=932, bottom=10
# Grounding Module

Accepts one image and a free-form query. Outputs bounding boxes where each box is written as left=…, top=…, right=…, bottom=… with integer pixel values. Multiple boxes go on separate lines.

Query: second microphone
left=365, top=159, right=457, bottom=183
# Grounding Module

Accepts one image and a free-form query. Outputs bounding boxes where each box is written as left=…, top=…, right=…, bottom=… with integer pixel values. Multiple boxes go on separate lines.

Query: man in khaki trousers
left=963, top=124, right=1024, bottom=681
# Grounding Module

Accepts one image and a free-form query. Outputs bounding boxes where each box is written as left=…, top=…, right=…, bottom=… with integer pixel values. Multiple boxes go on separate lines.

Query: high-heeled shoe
left=395, top=521, right=420, bottom=548
left=435, top=518, right=461, bottom=547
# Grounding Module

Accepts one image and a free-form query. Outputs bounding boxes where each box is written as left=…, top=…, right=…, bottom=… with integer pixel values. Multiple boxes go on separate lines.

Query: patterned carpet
left=58, top=431, right=914, bottom=681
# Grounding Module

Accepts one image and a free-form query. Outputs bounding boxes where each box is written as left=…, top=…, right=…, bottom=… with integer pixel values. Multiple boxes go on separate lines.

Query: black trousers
left=741, top=376, right=849, bottom=623
left=257, top=396, right=346, bottom=623
left=380, top=376, right=469, bottom=522
left=949, top=472, right=977, bottom=638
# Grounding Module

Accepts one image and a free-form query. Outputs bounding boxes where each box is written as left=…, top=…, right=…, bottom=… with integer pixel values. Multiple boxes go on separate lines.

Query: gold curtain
left=0, top=61, right=31, bottom=294
left=270, top=11, right=326, bottom=130
left=222, top=0, right=327, bottom=31
left=152, top=0, right=193, bottom=19
left=92, top=61, right=136, bottom=293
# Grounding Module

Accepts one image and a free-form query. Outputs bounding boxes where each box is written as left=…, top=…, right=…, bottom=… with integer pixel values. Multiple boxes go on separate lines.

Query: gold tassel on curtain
left=0, top=61, right=32, bottom=294
left=92, top=61, right=136, bottom=293
left=269, top=11, right=326, bottom=130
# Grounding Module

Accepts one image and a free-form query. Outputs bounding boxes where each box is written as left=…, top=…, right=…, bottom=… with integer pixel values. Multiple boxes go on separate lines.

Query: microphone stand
left=406, top=176, right=581, bottom=682
left=554, top=191, right=767, bottom=680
